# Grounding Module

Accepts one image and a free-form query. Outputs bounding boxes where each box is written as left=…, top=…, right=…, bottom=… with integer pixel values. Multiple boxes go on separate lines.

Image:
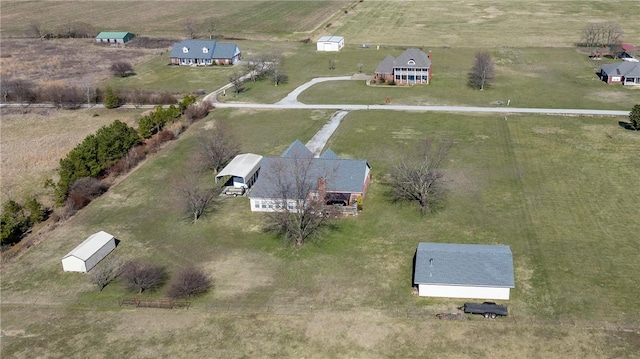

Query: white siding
left=418, top=284, right=510, bottom=300
left=61, top=256, right=88, bottom=272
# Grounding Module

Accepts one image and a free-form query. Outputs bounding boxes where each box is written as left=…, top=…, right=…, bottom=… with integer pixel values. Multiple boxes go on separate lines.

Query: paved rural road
left=210, top=75, right=629, bottom=116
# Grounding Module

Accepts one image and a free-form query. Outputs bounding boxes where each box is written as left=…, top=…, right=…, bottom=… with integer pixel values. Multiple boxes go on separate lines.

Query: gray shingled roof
left=375, top=55, right=395, bottom=74
left=395, top=48, right=431, bottom=68
left=170, top=40, right=238, bottom=60
left=414, top=242, right=515, bottom=288
left=281, top=139, right=313, bottom=158
left=250, top=141, right=370, bottom=199
left=319, top=148, right=339, bottom=160
left=601, top=62, right=640, bottom=77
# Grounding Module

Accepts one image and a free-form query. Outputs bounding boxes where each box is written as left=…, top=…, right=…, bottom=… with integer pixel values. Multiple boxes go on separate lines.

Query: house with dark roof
left=414, top=242, right=515, bottom=300
left=248, top=140, right=371, bottom=212
left=374, top=48, right=432, bottom=85
left=96, top=32, right=135, bottom=44
left=170, top=40, right=241, bottom=66
left=599, top=62, right=640, bottom=85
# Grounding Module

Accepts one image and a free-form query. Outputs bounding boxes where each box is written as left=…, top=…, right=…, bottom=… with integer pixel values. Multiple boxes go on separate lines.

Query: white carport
left=316, top=36, right=344, bottom=52
left=215, top=153, right=263, bottom=188
left=62, top=231, right=117, bottom=273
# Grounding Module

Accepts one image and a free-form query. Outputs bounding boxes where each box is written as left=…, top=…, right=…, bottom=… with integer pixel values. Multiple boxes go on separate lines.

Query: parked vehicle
left=459, top=302, right=508, bottom=319
left=223, top=186, right=246, bottom=197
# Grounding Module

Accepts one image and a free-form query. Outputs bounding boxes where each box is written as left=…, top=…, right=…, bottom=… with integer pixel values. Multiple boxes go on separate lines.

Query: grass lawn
left=2, top=108, right=639, bottom=357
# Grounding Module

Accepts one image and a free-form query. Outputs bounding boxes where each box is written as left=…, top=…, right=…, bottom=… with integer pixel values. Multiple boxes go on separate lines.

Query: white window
left=408, top=59, right=415, bottom=65
left=182, top=47, right=189, bottom=53
left=202, top=47, right=209, bottom=53
left=254, top=201, right=259, bottom=208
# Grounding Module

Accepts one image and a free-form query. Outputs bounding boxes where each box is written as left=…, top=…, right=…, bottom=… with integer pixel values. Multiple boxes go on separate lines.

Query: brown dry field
left=0, top=39, right=159, bottom=87
left=0, top=108, right=142, bottom=205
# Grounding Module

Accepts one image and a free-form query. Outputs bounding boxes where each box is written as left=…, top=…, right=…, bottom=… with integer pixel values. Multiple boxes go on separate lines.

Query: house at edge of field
left=248, top=140, right=371, bottom=213
left=215, top=153, right=263, bottom=189
left=414, top=242, right=515, bottom=300
left=61, top=231, right=117, bottom=273
left=374, top=48, right=432, bottom=85
left=95, top=32, right=135, bottom=44
left=170, top=40, right=241, bottom=66
left=316, top=36, right=345, bottom=52
left=600, top=62, right=640, bottom=85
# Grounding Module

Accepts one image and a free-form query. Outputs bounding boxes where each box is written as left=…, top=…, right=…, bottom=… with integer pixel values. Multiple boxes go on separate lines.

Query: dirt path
left=306, top=111, right=349, bottom=156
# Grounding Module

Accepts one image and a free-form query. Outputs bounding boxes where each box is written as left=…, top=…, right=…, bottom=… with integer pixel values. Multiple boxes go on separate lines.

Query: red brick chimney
left=317, top=177, right=327, bottom=204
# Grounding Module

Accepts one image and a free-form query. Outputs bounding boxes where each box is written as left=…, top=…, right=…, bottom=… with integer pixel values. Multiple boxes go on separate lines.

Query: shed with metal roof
left=62, top=231, right=117, bottom=273
left=414, top=242, right=515, bottom=300
left=317, top=36, right=345, bottom=52
left=96, top=32, right=135, bottom=44
left=215, top=153, right=263, bottom=188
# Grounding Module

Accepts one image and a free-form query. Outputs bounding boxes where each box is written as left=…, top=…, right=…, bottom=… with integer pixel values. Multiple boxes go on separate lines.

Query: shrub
left=184, top=102, right=213, bottom=124
left=167, top=267, right=213, bottom=299
left=103, top=86, right=121, bottom=109
left=110, top=61, right=134, bottom=77
left=0, top=200, right=29, bottom=245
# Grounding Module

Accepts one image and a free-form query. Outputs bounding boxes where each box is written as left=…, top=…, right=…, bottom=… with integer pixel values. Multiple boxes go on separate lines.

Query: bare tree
left=468, top=51, right=495, bottom=90
left=89, top=256, right=123, bottom=291
left=263, top=154, right=335, bottom=247
left=173, top=170, right=219, bottom=223
left=10, top=79, right=37, bottom=109
left=581, top=22, right=624, bottom=49
left=228, top=72, right=245, bottom=94
left=244, top=54, right=271, bottom=82
left=266, top=55, right=287, bottom=86
left=110, top=61, right=134, bottom=77
left=183, top=19, right=198, bottom=39
left=121, top=260, right=168, bottom=294
left=167, top=267, right=213, bottom=299
left=196, top=122, right=240, bottom=173
left=201, top=17, right=217, bottom=39
left=388, top=138, right=453, bottom=215
left=582, top=23, right=602, bottom=48
left=29, top=21, right=45, bottom=40
left=601, top=22, right=623, bottom=49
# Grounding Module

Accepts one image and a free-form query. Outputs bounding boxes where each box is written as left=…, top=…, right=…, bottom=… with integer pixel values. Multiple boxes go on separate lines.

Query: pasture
left=2, top=109, right=639, bottom=357
left=1, top=1, right=639, bottom=357
left=2, top=1, right=639, bottom=48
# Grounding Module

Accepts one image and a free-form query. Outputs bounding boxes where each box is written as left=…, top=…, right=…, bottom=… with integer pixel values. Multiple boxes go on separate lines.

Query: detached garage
left=62, top=231, right=117, bottom=273
left=414, top=242, right=515, bottom=300
left=215, top=153, right=263, bottom=188
left=316, top=36, right=344, bottom=52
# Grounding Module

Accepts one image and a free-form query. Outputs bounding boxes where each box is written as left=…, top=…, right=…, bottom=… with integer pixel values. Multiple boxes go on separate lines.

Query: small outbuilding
left=95, top=32, right=135, bottom=44
left=215, top=153, right=263, bottom=188
left=414, top=242, right=515, bottom=300
left=316, top=36, right=345, bottom=52
left=61, top=231, right=117, bottom=273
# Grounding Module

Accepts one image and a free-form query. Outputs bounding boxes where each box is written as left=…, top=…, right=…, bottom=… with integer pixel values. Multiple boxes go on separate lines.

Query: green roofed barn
left=96, top=32, right=135, bottom=44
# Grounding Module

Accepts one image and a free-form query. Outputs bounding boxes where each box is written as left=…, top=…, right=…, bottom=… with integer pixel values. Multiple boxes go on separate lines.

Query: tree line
left=0, top=79, right=177, bottom=108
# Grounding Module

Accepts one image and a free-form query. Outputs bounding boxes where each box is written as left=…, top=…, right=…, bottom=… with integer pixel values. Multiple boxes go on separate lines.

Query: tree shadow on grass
left=618, top=121, right=638, bottom=131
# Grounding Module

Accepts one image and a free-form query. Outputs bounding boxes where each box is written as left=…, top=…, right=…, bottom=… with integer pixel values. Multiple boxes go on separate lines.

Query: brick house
left=374, top=48, right=432, bottom=85
left=600, top=62, right=640, bottom=85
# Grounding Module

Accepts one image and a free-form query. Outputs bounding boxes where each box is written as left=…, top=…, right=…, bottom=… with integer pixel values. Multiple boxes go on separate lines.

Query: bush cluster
left=1, top=198, right=46, bottom=246
left=54, top=120, right=140, bottom=204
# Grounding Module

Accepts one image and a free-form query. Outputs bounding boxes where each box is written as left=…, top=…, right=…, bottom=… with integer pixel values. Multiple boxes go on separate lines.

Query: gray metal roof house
left=414, top=242, right=515, bottom=300
left=170, top=40, right=241, bottom=66
left=600, top=62, right=640, bottom=85
left=249, top=140, right=371, bottom=212
left=374, top=48, right=432, bottom=85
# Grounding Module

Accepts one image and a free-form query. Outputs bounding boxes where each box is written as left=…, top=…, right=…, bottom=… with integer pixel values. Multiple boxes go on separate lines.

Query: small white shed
left=62, top=231, right=117, bottom=273
left=414, top=242, right=515, bottom=300
left=317, top=36, right=344, bottom=52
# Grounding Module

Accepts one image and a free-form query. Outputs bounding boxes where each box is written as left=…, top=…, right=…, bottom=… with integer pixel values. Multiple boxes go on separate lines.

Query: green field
left=2, top=109, right=639, bottom=357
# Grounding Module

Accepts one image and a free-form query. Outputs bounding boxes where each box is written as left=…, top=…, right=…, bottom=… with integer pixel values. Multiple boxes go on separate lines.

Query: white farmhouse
left=61, top=231, right=117, bottom=273
left=316, top=36, right=344, bottom=52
